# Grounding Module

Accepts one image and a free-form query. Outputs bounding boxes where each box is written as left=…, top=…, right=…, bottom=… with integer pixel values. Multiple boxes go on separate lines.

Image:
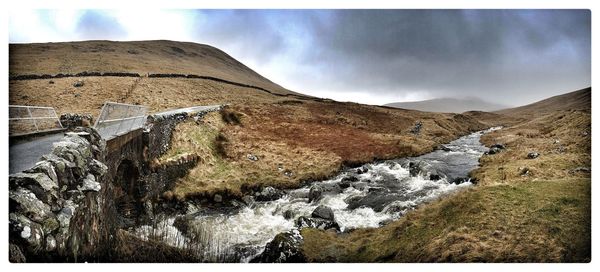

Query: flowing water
left=134, top=127, right=501, bottom=262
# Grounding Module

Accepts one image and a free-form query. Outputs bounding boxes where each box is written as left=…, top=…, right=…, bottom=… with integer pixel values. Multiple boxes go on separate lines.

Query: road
left=9, top=133, right=65, bottom=174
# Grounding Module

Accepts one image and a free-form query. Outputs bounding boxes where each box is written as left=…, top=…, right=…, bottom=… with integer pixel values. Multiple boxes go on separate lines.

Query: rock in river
left=255, top=186, right=284, bottom=201
left=250, top=229, right=306, bottom=263
left=295, top=216, right=340, bottom=231
left=312, top=205, right=335, bottom=221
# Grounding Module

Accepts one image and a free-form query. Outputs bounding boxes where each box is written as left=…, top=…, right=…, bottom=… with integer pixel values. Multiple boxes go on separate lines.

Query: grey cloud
left=191, top=10, right=300, bottom=64
left=294, top=10, right=590, bottom=105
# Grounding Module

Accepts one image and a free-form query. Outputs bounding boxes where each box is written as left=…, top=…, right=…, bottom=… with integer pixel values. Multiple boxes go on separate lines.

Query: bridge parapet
left=94, top=102, right=147, bottom=140
left=9, top=127, right=109, bottom=261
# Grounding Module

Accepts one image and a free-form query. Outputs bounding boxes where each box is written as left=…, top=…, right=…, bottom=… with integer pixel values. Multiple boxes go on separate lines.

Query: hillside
left=302, top=87, right=591, bottom=262
left=9, top=40, right=489, bottom=199
left=385, top=97, right=507, bottom=113
left=495, top=87, right=591, bottom=117
left=8, top=40, right=590, bottom=262
left=9, top=40, right=295, bottom=95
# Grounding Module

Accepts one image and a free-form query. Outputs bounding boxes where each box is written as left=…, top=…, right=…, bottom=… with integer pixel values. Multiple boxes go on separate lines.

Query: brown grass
left=302, top=178, right=590, bottom=262
left=10, top=40, right=294, bottom=95
left=301, top=102, right=591, bottom=262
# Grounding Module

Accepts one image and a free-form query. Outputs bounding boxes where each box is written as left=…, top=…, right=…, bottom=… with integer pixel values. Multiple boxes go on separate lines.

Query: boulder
left=408, top=161, right=425, bottom=177
left=311, top=205, right=335, bottom=221
left=283, top=210, right=295, bottom=220
left=73, top=80, right=84, bottom=87
left=341, top=175, right=359, bottom=183
left=308, top=185, right=323, bottom=203
left=451, top=177, right=476, bottom=185
left=246, top=154, right=259, bottom=161
left=241, top=195, right=254, bottom=206
left=339, top=180, right=352, bottom=189
left=429, top=170, right=443, bottom=181
left=344, top=195, right=363, bottom=206
left=213, top=194, right=223, bottom=203
left=295, top=216, right=340, bottom=231
left=9, top=213, right=45, bottom=250
left=347, top=193, right=402, bottom=212
left=437, top=145, right=453, bottom=152
left=409, top=161, right=443, bottom=180
left=308, top=183, right=342, bottom=202
left=10, top=172, right=58, bottom=192
left=88, top=159, right=108, bottom=176
left=356, top=166, right=369, bottom=174
left=9, top=188, right=52, bottom=222
left=527, top=152, right=540, bottom=159
left=490, top=143, right=506, bottom=150
left=485, top=146, right=503, bottom=155
left=78, top=174, right=101, bottom=192
left=410, top=121, right=423, bottom=135
left=250, top=230, right=306, bottom=263
left=255, top=186, right=284, bottom=201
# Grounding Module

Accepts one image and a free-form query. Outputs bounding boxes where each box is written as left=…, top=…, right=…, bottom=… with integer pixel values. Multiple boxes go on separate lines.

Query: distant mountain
left=384, top=97, right=508, bottom=113
left=495, top=87, right=591, bottom=116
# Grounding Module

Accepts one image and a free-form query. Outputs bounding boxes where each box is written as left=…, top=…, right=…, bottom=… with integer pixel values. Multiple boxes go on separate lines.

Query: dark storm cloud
left=185, top=10, right=590, bottom=105
left=296, top=10, right=591, bottom=105
left=75, top=10, right=127, bottom=40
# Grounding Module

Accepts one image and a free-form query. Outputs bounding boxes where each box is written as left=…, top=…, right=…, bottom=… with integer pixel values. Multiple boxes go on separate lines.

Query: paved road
left=9, top=133, right=65, bottom=174
left=9, top=105, right=222, bottom=174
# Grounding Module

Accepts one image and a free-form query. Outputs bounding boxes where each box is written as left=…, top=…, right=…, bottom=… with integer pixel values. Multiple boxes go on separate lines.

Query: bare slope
left=495, top=87, right=591, bottom=116
left=9, top=40, right=295, bottom=95
left=385, top=97, right=507, bottom=113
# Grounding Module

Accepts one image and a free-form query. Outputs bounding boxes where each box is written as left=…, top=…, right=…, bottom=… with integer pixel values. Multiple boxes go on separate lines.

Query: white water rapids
left=134, top=127, right=501, bottom=262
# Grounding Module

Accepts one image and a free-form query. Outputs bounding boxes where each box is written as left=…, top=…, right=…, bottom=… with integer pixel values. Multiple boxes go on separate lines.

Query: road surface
left=9, top=133, right=65, bottom=174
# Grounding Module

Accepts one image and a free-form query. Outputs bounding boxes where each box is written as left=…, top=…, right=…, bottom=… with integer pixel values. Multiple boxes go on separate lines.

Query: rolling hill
left=385, top=97, right=507, bottom=113
left=9, top=40, right=296, bottom=95
left=495, top=87, right=591, bottom=116
left=9, top=39, right=489, bottom=198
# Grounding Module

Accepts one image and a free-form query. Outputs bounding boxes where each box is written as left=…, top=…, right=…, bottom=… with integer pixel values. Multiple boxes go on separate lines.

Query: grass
left=301, top=108, right=591, bottom=262
left=301, top=178, right=590, bottom=262
left=159, top=101, right=490, bottom=199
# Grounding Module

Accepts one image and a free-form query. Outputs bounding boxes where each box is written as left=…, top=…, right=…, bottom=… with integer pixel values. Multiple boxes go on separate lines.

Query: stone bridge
left=8, top=103, right=222, bottom=262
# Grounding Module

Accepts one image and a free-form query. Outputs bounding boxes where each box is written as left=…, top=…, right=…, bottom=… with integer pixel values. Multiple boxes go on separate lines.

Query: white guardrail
left=94, top=102, right=148, bottom=140
left=9, top=105, right=64, bottom=136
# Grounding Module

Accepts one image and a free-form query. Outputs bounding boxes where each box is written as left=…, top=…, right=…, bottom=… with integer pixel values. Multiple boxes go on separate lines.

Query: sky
left=8, top=9, right=591, bottom=106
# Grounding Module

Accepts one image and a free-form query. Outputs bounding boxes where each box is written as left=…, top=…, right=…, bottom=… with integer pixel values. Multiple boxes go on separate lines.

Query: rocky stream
left=133, top=127, right=502, bottom=262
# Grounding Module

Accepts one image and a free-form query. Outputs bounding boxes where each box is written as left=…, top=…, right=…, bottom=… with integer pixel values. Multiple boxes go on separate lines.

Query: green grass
left=302, top=178, right=591, bottom=262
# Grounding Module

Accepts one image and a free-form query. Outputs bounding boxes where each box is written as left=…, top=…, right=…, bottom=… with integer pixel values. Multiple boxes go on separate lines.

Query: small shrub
left=214, top=132, right=229, bottom=158
left=220, top=109, right=242, bottom=125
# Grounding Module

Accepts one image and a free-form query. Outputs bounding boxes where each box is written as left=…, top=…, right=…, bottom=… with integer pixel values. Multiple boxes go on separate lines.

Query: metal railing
left=9, top=105, right=64, bottom=136
left=94, top=102, right=148, bottom=140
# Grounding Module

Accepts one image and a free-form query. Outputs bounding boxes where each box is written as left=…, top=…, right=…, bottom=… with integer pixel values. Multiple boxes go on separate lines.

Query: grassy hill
left=302, top=87, right=591, bottom=262
left=9, top=40, right=489, bottom=199
left=385, top=97, right=507, bottom=113
left=495, top=87, right=591, bottom=116
left=9, top=40, right=295, bottom=95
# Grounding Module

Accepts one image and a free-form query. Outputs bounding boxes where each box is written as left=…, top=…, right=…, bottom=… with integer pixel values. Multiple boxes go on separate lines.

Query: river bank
left=130, top=127, right=500, bottom=262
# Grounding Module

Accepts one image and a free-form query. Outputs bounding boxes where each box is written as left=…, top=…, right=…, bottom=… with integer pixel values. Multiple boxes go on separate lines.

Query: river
left=134, top=127, right=501, bottom=262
